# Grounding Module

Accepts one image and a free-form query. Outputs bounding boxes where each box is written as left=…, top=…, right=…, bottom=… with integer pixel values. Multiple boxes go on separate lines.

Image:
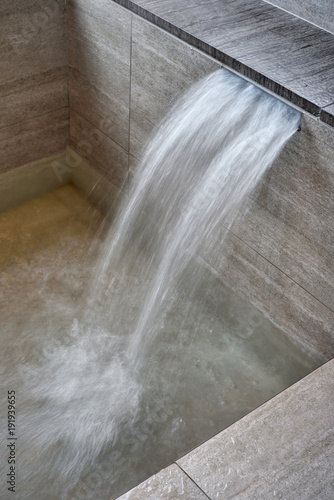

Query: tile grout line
left=175, top=462, right=212, bottom=499
left=253, top=189, right=333, bottom=254
left=127, top=12, right=134, bottom=179
left=262, top=0, right=334, bottom=35
left=111, top=0, right=333, bottom=123
left=0, top=106, right=69, bottom=132
left=69, top=108, right=129, bottom=157
left=228, top=228, right=334, bottom=315
left=321, top=102, right=334, bottom=109
left=65, top=0, right=71, bottom=149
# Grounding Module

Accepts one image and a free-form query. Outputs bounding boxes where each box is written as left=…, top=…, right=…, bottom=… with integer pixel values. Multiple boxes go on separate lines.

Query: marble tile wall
left=67, top=0, right=221, bottom=186
left=130, top=15, right=222, bottom=158
left=113, top=0, right=334, bottom=126
left=3, top=0, right=332, bottom=358
left=67, top=0, right=132, bottom=188
left=66, top=0, right=334, bottom=359
left=0, top=0, right=69, bottom=173
left=206, top=114, right=334, bottom=358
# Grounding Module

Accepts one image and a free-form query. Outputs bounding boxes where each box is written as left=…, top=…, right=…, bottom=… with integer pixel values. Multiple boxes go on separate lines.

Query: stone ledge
left=177, top=358, right=334, bottom=499
left=112, top=0, right=334, bottom=127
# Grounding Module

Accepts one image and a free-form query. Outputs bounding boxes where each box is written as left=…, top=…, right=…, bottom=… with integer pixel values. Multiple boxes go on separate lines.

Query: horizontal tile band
left=112, top=0, right=334, bottom=127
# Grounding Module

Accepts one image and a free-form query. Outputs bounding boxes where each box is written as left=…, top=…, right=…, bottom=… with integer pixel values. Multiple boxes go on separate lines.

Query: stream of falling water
left=91, top=69, right=301, bottom=369
left=1, top=69, right=313, bottom=500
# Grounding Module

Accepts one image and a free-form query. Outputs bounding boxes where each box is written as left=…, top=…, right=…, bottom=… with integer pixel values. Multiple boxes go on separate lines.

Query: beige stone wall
left=0, top=0, right=69, bottom=174
left=3, top=0, right=332, bottom=359
left=67, top=0, right=334, bottom=360
left=208, top=115, right=334, bottom=358
left=67, top=0, right=222, bottom=187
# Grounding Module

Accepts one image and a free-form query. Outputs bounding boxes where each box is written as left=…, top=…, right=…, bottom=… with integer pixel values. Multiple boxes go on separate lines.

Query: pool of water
left=0, top=180, right=320, bottom=499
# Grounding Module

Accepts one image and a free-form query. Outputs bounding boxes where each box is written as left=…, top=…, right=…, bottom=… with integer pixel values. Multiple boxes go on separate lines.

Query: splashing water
left=1, top=69, right=306, bottom=499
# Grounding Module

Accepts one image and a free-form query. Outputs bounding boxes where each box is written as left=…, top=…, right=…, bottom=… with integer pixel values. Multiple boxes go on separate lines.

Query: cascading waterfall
left=93, top=69, right=301, bottom=368
left=1, top=69, right=305, bottom=500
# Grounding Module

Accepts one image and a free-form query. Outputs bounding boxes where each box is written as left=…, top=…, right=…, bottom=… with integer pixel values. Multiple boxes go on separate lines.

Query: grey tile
left=0, top=1, right=68, bottom=173
left=260, top=114, right=334, bottom=248
left=206, top=230, right=334, bottom=360
left=128, top=153, right=140, bottom=187
left=152, top=0, right=234, bottom=32
left=178, top=359, right=334, bottom=500
left=70, top=110, right=128, bottom=188
left=253, top=168, right=334, bottom=258
left=247, top=115, right=334, bottom=297
left=0, top=0, right=65, bottom=16
left=127, top=0, right=214, bottom=17
left=0, top=108, right=69, bottom=174
left=128, top=153, right=139, bottom=173
left=185, top=8, right=334, bottom=111
left=67, top=28, right=130, bottom=104
left=114, top=0, right=334, bottom=118
left=0, top=0, right=67, bottom=85
left=264, top=0, right=334, bottom=35
left=130, top=15, right=222, bottom=158
left=68, top=67, right=129, bottom=151
left=231, top=203, right=334, bottom=311
left=321, top=103, right=334, bottom=128
left=195, top=111, right=334, bottom=356
left=117, top=464, right=208, bottom=500
left=227, top=115, right=334, bottom=312
left=68, top=0, right=131, bottom=54
left=67, top=0, right=131, bottom=149
left=0, top=68, right=68, bottom=128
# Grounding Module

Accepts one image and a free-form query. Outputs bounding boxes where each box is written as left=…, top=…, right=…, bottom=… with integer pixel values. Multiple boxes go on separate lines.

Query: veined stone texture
left=264, top=0, right=334, bottom=35
left=177, top=359, right=334, bottom=499
left=117, top=464, right=208, bottom=500
left=116, top=360, right=334, bottom=499
left=0, top=0, right=68, bottom=173
left=3, top=0, right=334, bottom=359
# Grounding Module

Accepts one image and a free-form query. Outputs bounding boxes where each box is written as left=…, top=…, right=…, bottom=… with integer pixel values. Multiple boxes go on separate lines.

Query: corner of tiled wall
left=67, top=0, right=131, bottom=189
left=65, top=0, right=334, bottom=361
left=66, top=0, right=223, bottom=190
left=2, top=0, right=334, bottom=362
